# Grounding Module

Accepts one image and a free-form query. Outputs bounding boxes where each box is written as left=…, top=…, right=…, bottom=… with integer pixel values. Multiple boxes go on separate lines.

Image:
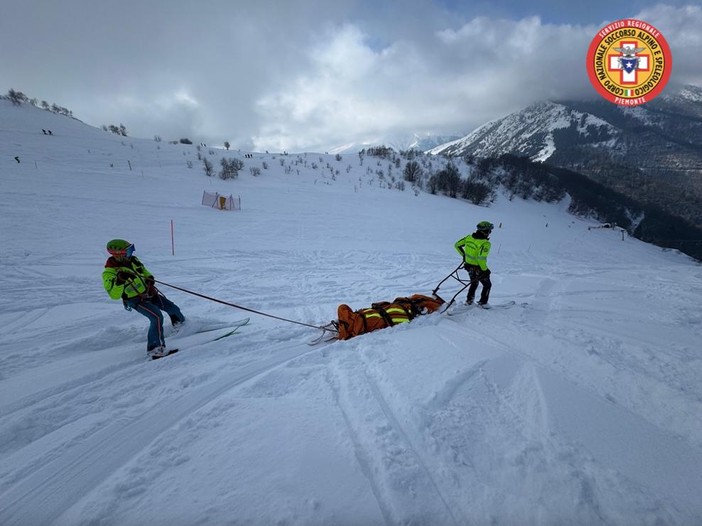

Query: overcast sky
left=2, top=0, right=701, bottom=152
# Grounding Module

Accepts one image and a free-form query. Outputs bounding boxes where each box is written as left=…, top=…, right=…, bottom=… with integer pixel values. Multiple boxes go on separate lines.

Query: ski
left=170, top=318, right=250, bottom=337
left=151, top=348, right=179, bottom=360
left=211, top=318, right=250, bottom=340
left=148, top=318, right=250, bottom=360
left=479, top=300, right=530, bottom=309
left=478, top=300, right=516, bottom=309
left=446, top=300, right=525, bottom=315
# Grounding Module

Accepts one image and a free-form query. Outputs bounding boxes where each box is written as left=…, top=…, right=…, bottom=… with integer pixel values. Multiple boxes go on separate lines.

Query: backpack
left=336, top=294, right=444, bottom=340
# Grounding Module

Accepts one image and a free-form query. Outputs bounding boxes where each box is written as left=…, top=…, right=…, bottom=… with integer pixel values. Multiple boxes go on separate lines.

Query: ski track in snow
left=327, top=349, right=460, bottom=525
left=0, top=331, right=329, bottom=526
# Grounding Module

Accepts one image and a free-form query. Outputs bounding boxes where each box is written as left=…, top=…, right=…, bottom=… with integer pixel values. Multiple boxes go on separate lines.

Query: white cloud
left=253, top=16, right=597, bottom=151
left=2, top=1, right=700, bottom=152
left=635, top=4, right=702, bottom=86
left=251, top=5, right=702, bottom=151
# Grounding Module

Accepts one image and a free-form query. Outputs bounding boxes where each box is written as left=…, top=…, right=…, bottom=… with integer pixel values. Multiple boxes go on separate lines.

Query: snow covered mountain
left=430, top=85, right=702, bottom=229
left=429, top=101, right=617, bottom=162
left=329, top=132, right=463, bottom=155
left=2, top=100, right=702, bottom=525
left=392, top=132, right=464, bottom=152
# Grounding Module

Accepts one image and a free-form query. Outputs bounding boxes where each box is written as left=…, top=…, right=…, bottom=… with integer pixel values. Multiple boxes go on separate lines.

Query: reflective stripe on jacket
left=454, top=234, right=491, bottom=271
left=103, top=256, right=153, bottom=300
left=359, top=305, right=411, bottom=326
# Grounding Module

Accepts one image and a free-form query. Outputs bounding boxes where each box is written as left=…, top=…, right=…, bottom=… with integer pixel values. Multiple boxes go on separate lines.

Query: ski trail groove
left=1, top=307, right=51, bottom=337
left=328, top=352, right=461, bottom=526
left=361, top=367, right=461, bottom=526
left=0, top=323, right=260, bottom=419
left=0, top=357, right=141, bottom=419
left=0, top=341, right=325, bottom=526
left=324, top=367, right=394, bottom=526
left=442, top=317, right=702, bottom=517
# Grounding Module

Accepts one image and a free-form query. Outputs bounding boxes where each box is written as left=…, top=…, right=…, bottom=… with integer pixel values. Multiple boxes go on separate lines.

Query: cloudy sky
left=2, top=0, right=701, bottom=152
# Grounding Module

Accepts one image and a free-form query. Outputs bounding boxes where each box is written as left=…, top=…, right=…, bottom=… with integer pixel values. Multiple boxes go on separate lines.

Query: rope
left=155, top=280, right=338, bottom=333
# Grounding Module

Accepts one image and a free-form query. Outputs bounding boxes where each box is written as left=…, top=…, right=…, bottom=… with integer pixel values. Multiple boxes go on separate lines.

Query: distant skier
left=102, top=239, right=185, bottom=358
left=454, top=221, right=494, bottom=308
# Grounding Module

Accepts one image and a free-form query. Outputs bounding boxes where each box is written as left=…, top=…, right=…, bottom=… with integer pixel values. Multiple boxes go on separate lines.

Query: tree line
left=2, top=88, right=73, bottom=117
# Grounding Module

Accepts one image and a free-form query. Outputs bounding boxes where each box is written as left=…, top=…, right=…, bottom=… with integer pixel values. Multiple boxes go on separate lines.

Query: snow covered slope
left=1, top=100, right=701, bottom=525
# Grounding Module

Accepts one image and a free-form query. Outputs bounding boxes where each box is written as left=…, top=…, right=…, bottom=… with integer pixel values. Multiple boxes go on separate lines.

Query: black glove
left=115, top=271, right=132, bottom=285
left=463, top=263, right=471, bottom=272
left=146, top=276, right=157, bottom=296
left=482, top=269, right=491, bottom=277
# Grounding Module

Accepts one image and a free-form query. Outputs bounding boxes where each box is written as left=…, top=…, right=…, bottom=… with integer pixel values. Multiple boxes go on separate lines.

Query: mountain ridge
left=429, top=85, right=702, bottom=229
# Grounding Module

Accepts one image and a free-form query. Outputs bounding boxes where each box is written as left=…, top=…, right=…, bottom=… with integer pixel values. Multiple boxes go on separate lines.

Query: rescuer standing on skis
left=102, top=239, right=185, bottom=358
left=454, top=221, right=494, bottom=308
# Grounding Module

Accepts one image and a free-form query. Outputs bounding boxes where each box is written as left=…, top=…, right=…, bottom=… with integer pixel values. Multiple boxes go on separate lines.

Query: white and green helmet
left=106, top=238, right=134, bottom=257
left=476, top=221, right=494, bottom=233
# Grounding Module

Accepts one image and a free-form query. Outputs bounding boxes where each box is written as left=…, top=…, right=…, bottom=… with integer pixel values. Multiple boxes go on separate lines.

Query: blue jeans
left=125, top=294, right=185, bottom=350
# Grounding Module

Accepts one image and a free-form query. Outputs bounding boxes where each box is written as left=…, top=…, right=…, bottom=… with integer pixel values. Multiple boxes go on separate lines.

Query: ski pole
left=155, top=280, right=337, bottom=333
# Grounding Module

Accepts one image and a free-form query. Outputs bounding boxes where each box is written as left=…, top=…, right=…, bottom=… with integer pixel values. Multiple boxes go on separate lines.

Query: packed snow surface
left=1, top=101, right=701, bottom=525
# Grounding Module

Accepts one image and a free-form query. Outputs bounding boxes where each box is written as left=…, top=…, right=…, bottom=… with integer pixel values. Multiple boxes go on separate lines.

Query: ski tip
left=446, top=300, right=526, bottom=313
left=151, top=349, right=179, bottom=360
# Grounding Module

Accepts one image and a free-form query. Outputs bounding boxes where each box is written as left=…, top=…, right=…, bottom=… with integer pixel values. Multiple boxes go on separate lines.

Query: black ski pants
left=465, top=266, right=492, bottom=304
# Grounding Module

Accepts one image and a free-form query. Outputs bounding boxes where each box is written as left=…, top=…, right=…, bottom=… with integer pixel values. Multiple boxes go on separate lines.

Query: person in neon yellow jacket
left=103, top=239, right=185, bottom=358
left=454, top=221, right=494, bottom=307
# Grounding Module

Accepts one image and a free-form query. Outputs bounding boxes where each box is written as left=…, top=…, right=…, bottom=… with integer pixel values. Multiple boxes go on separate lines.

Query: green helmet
left=106, top=239, right=134, bottom=258
left=476, top=221, right=494, bottom=233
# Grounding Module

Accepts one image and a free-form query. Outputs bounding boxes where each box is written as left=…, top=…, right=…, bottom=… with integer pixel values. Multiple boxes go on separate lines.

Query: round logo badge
left=586, top=19, right=672, bottom=106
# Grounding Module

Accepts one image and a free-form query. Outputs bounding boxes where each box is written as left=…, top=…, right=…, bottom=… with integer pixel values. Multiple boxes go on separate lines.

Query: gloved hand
left=121, top=294, right=138, bottom=310
left=146, top=276, right=157, bottom=296
left=482, top=269, right=491, bottom=276
left=463, top=263, right=471, bottom=272
left=115, top=271, right=132, bottom=285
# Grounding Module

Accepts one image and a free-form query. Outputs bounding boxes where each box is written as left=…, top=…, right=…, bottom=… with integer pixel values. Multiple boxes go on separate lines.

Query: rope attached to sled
left=155, top=280, right=338, bottom=335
